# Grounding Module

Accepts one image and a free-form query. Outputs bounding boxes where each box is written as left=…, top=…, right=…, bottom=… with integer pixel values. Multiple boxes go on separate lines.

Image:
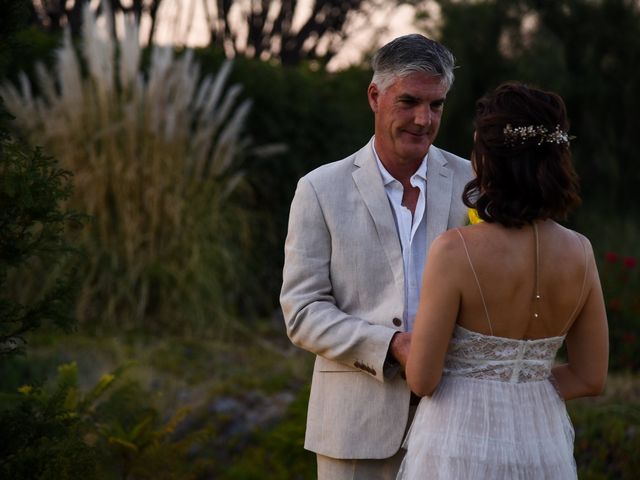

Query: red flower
left=622, top=332, right=637, bottom=344
left=623, top=256, right=637, bottom=269
left=605, top=251, right=618, bottom=263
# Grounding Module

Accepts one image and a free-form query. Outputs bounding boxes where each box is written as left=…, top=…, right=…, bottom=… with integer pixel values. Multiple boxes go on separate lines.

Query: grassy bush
left=1, top=5, right=264, bottom=334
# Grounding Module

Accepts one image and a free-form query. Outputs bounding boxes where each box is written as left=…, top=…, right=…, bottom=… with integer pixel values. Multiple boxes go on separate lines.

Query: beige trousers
left=315, top=406, right=416, bottom=480
left=316, top=449, right=405, bottom=480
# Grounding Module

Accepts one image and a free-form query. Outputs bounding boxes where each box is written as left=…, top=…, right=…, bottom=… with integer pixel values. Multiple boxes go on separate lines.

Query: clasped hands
left=390, top=331, right=411, bottom=368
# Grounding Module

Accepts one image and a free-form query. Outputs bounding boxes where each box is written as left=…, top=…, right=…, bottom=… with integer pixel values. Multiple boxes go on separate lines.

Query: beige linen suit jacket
left=280, top=138, right=472, bottom=460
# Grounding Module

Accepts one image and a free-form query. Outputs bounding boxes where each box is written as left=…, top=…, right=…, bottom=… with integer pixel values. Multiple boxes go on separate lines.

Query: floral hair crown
left=503, top=124, right=573, bottom=146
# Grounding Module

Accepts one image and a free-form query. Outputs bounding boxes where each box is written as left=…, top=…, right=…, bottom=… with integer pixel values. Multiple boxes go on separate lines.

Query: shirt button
left=393, top=318, right=402, bottom=327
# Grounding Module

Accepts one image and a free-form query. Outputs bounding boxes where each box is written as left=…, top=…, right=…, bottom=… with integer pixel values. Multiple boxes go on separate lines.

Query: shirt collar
left=372, top=140, right=428, bottom=186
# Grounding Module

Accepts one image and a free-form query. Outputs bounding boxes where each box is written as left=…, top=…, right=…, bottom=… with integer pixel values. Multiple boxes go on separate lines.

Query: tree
left=28, top=0, right=163, bottom=43
left=417, top=0, right=640, bottom=212
left=0, top=100, right=83, bottom=356
left=204, top=0, right=409, bottom=66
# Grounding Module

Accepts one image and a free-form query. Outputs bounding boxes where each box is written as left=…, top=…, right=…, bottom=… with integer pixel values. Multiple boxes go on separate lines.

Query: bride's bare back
left=406, top=219, right=607, bottom=401
left=455, top=220, right=590, bottom=340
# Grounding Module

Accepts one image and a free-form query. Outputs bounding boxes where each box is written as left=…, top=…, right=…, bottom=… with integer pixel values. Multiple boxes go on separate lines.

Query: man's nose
left=414, top=106, right=431, bottom=127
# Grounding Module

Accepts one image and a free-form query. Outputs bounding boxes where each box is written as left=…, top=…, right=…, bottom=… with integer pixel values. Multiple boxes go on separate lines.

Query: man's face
left=368, top=72, right=448, bottom=168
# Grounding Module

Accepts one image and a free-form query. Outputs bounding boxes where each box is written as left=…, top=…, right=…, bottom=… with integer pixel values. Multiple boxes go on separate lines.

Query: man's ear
left=367, top=83, right=380, bottom=113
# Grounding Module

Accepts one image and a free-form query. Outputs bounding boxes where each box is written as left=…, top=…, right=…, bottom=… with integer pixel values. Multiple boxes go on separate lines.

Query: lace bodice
left=443, top=325, right=565, bottom=383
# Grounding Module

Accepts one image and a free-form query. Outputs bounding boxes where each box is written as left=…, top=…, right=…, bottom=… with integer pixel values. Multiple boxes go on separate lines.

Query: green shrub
left=0, top=100, right=83, bottom=356
left=598, top=248, right=639, bottom=372
left=571, top=399, right=640, bottom=479
left=0, top=360, right=217, bottom=479
left=0, top=362, right=107, bottom=479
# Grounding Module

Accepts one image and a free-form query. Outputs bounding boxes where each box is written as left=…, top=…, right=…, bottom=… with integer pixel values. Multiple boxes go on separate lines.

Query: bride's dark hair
left=462, top=82, right=581, bottom=228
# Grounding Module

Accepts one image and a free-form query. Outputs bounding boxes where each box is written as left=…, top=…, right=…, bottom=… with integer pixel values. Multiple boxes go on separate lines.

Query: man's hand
left=390, top=332, right=411, bottom=368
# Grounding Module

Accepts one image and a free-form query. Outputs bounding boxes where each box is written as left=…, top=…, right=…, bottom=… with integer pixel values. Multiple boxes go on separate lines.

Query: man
left=280, top=34, right=472, bottom=479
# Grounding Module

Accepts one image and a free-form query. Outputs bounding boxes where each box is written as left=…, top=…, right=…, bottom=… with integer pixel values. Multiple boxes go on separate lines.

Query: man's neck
left=380, top=159, right=422, bottom=187
left=373, top=140, right=426, bottom=187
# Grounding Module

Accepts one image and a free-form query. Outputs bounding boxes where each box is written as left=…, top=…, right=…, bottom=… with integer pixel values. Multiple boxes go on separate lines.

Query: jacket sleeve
left=279, top=176, right=397, bottom=382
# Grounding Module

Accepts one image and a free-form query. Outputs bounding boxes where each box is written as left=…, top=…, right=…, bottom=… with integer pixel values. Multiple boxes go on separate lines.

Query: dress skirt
left=396, top=375, right=577, bottom=480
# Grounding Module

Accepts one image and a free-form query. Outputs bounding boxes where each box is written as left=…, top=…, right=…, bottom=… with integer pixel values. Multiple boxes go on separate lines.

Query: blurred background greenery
left=1, top=0, right=638, bottom=478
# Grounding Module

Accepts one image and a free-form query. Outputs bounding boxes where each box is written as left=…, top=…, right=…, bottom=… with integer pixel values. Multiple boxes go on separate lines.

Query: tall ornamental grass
left=1, top=4, right=262, bottom=333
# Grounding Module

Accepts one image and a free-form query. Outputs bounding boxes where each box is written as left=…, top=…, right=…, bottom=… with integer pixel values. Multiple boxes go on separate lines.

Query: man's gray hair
left=371, top=34, right=456, bottom=92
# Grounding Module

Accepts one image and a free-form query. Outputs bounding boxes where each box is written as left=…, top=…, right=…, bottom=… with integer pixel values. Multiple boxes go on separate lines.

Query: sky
left=143, top=0, right=437, bottom=70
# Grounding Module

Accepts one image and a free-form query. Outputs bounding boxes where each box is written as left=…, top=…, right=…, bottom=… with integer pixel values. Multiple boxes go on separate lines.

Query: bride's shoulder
left=550, top=222, right=594, bottom=253
left=431, top=227, right=484, bottom=264
left=431, top=228, right=467, bottom=256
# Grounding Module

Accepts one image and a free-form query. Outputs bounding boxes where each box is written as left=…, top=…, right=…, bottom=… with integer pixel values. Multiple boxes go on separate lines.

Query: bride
left=397, top=82, right=608, bottom=479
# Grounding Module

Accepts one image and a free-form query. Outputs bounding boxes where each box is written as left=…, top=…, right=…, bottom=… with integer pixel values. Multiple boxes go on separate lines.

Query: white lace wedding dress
left=397, top=325, right=577, bottom=479
left=397, top=227, right=580, bottom=479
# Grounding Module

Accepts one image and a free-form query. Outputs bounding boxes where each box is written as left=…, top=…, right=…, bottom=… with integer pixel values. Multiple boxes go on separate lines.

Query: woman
left=397, top=82, right=608, bottom=479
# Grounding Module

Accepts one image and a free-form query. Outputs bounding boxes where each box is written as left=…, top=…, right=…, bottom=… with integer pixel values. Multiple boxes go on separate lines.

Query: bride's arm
left=551, top=241, right=609, bottom=401
left=405, top=231, right=462, bottom=397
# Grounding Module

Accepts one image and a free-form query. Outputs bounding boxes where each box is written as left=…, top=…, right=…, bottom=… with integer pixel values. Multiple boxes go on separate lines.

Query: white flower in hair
left=503, top=124, right=573, bottom=146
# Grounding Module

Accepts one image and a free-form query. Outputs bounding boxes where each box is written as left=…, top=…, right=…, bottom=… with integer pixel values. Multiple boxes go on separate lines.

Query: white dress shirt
left=374, top=145, right=428, bottom=332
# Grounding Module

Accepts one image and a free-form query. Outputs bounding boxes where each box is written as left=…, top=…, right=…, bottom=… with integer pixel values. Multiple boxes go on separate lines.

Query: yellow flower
left=468, top=208, right=483, bottom=225
left=18, top=385, right=33, bottom=395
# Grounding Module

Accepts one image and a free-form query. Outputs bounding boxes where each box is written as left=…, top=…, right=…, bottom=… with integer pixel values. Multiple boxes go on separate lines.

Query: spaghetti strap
left=456, top=228, right=493, bottom=335
left=559, top=232, right=590, bottom=334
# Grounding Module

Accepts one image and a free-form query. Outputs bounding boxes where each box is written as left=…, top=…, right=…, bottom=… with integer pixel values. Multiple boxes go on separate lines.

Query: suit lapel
left=352, top=141, right=405, bottom=290
left=350, top=143, right=455, bottom=293
left=425, top=146, right=454, bottom=251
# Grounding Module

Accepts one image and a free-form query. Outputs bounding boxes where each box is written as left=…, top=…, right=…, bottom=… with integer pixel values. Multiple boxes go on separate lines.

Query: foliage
left=1, top=298, right=638, bottom=480
left=569, top=378, right=640, bottom=479
left=195, top=49, right=373, bottom=313
left=205, top=0, right=408, bottom=66
left=0, top=360, right=218, bottom=479
left=426, top=0, right=640, bottom=213
left=222, top=384, right=315, bottom=480
left=522, top=0, right=640, bottom=212
left=0, top=327, right=314, bottom=479
left=94, top=382, right=215, bottom=479
left=0, top=362, right=106, bottom=479
left=0, top=0, right=60, bottom=89
left=565, top=209, right=640, bottom=373
left=1, top=3, right=266, bottom=334
left=1, top=26, right=60, bottom=85
left=0, top=100, right=83, bottom=356
left=27, top=0, right=164, bottom=42
left=0, top=1, right=71, bottom=96
left=599, top=249, right=639, bottom=372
